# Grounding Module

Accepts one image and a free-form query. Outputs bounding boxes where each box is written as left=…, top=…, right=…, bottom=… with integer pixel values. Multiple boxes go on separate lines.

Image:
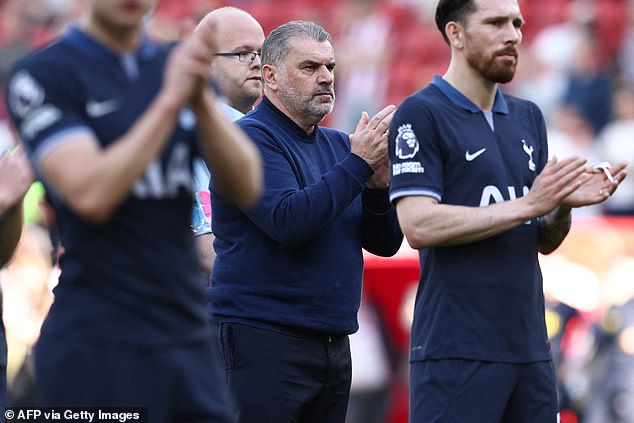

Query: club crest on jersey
left=395, top=124, right=419, bottom=160
left=521, top=139, right=536, bottom=171
left=8, top=71, right=45, bottom=118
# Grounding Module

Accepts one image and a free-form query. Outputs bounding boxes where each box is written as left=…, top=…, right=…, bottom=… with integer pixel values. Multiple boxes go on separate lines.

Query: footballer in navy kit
left=4, top=1, right=261, bottom=421
left=392, top=74, right=553, bottom=363
left=388, top=0, right=627, bottom=422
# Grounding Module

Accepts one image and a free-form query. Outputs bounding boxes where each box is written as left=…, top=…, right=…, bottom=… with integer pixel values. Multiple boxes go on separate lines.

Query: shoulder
left=6, top=40, right=72, bottom=130
left=11, top=38, right=70, bottom=80
left=316, top=126, right=350, bottom=150
left=395, top=85, right=446, bottom=119
left=237, top=111, right=284, bottom=151
left=7, top=34, right=86, bottom=109
left=392, top=85, right=446, bottom=135
left=319, top=126, right=347, bottom=141
left=501, top=92, right=546, bottom=127
left=238, top=102, right=295, bottom=138
left=238, top=111, right=272, bottom=135
left=501, top=91, right=543, bottom=115
left=398, top=85, right=441, bottom=109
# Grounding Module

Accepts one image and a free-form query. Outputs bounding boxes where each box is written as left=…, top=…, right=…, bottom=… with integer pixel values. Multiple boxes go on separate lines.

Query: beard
left=465, top=44, right=518, bottom=84
left=279, top=84, right=335, bottom=125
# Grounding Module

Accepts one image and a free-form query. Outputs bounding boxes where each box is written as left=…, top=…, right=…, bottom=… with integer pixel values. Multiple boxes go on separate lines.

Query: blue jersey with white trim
left=6, top=27, right=209, bottom=347
left=389, top=75, right=551, bottom=363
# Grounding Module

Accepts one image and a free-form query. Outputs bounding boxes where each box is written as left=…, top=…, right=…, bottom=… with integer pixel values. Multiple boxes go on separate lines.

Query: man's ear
left=446, top=21, right=464, bottom=49
left=262, top=64, right=278, bottom=90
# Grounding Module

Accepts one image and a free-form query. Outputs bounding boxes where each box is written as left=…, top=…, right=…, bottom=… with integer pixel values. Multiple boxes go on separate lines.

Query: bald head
left=197, top=7, right=261, bottom=36
left=197, top=7, right=265, bottom=114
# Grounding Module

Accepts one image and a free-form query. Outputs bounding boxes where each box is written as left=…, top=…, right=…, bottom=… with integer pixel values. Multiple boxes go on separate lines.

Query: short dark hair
left=435, top=0, right=478, bottom=45
left=261, top=21, right=332, bottom=68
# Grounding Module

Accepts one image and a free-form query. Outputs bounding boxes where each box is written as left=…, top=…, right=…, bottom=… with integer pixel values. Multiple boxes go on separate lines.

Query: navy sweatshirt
left=208, top=97, right=403, bottom=335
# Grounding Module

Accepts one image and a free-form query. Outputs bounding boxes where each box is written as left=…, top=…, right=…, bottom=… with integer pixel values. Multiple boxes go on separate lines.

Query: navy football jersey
left=6, top=27, right=208, bottom=346
left=389, top=75, right=551, bottom=363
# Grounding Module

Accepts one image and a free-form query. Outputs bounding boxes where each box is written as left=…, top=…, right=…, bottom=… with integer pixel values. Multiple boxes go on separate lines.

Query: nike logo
left=86, top=99, right=119, bottom=118
left=465, top=148, right=486, bottom=162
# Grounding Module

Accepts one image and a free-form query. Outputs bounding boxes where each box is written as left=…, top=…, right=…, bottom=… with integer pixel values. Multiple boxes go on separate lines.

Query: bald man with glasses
left=191, top=7, right=265, bottom=277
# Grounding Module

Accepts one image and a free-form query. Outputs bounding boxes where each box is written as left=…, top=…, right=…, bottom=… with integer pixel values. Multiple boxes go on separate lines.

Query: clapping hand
left=350, top=105, right=396, bottom=171
left=562, top=161, right=627, bottom=208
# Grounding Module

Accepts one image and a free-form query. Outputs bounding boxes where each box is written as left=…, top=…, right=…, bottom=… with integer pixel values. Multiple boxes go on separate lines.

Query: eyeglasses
left=214, top=51, right=260, bottom=64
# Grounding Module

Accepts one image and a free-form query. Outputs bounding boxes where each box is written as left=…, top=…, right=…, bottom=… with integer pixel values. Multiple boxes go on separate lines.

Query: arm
left=245, top=141, right=371, bottom=247
left=194, top=233, right=215, bottom=277
left=537, top=206, right=571, bottom=254
left=354, top=108, right=403, bottom=256
left=0, top=206, right=22, bottom=267
left=241, top=106, right=395, bottom=248
left=397, top=156, right=589, bottom=249
left=0, top=147, right=34, bottom=266
left=361, top=184, right=403, bottom=256
left=24, top=27, right=221, bottom=224
left=193, top=92, right=262, bottom=209
left=397, top=195, right=538, bottom=249
left=191, top=184, right=215, bottom=276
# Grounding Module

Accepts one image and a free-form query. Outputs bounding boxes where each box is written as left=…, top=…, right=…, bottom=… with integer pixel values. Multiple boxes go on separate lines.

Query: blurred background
left=1, top=0, right=634, bottom=422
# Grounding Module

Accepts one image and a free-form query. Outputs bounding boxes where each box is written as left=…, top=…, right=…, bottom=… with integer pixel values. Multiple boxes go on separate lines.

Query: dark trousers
left=218, top=322, right=352, bottom=423
left=410, top=359, right=558, bottom=423
left=35, top=334, right=231, bottom=423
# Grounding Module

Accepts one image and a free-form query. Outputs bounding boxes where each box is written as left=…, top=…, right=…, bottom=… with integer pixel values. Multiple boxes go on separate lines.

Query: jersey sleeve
left=388, top=95, right=444, bottom=203
left=6, top=59, right=93, bottom=167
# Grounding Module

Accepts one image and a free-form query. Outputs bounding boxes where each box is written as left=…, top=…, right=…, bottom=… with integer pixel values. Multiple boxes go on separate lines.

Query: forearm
left=249, top=154, right=371, bottom=247
left=196, top=92, right=262, bottom=209
left=0, top=203, right=23, bottom=266
left=397, top=196, right=538, bottom=249
left=361, top=187, right=403, bottom=256
left=537, top=206, right=572, bottom=254
left=94, top=92, right=182, bottom=191
left=194, top=233, right=215, bottom=277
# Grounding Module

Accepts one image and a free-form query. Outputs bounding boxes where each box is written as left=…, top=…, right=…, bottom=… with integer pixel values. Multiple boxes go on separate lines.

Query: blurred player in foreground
left=5, top=0, right=262, bottom=421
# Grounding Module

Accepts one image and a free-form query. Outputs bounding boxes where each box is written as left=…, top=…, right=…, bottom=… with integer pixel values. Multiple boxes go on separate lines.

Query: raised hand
left=523, top=156, right=587, bottom=216
left=562, top=161, right=628, bottom=208
left=161, top=19, right=219, bottom=108
left=349, top=105, right=396, bottom=171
